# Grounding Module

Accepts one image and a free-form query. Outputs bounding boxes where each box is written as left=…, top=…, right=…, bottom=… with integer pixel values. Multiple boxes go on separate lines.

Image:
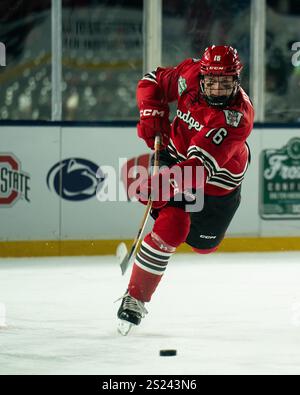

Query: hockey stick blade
left=116, top=243, right=130, bottom=275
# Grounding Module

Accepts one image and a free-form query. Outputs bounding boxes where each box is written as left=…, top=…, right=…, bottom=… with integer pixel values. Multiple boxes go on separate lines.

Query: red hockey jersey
left=137, top=58, right=254, bottom=196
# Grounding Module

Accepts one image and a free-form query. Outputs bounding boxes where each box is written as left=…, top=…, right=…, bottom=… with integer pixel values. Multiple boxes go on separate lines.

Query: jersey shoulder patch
left=178, top=76, right=187, bottom=96
left=223, top=109, right=243, bottom=128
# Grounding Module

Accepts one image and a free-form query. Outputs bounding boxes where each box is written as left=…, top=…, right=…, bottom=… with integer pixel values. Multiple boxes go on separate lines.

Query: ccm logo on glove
left=140, top=109, right=166, bottom=117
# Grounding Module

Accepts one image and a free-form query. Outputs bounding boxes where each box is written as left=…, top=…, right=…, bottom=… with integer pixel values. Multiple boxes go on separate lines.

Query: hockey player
left=117, top=45, right=254, bottom=334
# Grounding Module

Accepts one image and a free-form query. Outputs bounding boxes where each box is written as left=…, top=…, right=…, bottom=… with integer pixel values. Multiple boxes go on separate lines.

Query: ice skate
left=117, top=292, right=148, bottom=336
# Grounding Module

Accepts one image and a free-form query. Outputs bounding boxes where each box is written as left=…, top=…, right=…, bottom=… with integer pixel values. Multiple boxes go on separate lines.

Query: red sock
left=128, top=206, right=190, bottom=302
left=128, top=234, right=174, bottom=302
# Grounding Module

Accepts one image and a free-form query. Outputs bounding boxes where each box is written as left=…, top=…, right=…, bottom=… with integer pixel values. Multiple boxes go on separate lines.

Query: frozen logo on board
left=47, top=158, right=104, bottom=201
left=0, top=154, right=30, bottom=207
left=260, top=138, right=300, bottom=220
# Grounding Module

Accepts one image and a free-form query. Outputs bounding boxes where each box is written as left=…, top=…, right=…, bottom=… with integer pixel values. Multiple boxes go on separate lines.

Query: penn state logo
left=47, top=158, right=105, bottom=201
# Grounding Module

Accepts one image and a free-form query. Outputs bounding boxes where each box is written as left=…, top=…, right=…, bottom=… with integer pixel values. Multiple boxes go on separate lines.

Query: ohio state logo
left=0, top=154, right=30, bottom=206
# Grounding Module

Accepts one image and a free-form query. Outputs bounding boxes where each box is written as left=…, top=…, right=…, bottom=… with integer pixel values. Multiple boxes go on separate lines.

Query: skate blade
left=117, top=319, right=135, bottom=336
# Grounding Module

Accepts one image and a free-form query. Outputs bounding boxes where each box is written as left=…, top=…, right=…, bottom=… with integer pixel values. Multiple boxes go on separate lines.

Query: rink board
left=0, top=125, right=300, bottom=256
left=1, top=237, right=300, bottom=257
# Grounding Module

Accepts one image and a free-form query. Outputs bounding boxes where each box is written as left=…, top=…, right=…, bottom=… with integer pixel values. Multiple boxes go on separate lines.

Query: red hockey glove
left=135, top=159, right=204, bottom=209
left=136, top=173, right=170, bottom=209
left=137, top=102, right=171, bottom=150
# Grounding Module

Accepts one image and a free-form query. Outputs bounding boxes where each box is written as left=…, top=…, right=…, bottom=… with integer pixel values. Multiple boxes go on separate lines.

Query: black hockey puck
left=159, top=349, right=177, bottom=357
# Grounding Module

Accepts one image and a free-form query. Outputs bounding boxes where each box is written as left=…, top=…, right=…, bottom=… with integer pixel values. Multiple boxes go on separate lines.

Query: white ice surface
left=1, top=252, right=300, bottom=375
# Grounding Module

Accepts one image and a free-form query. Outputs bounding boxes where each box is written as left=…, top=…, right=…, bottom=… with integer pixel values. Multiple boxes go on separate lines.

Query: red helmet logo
left=199, top=45, right=243, bottom=76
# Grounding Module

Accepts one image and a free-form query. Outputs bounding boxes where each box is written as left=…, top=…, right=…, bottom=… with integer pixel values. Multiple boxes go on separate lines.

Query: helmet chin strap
left=206, top=95, right=233, bottom=108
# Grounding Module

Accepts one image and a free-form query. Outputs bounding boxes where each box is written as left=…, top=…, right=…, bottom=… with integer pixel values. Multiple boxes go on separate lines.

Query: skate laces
left=116, top=292, right=148, bottom=318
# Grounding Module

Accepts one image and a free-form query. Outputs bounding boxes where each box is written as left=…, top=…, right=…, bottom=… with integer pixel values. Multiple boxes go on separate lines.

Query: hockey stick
left=116, top=134, right=161, bottom=275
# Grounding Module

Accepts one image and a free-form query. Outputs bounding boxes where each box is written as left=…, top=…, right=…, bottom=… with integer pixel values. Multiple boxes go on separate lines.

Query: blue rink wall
left=0, top=124, right=300, bottom=257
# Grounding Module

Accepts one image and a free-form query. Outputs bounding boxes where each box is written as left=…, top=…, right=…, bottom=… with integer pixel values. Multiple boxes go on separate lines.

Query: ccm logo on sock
left=140, top=109, right=165, bottom=117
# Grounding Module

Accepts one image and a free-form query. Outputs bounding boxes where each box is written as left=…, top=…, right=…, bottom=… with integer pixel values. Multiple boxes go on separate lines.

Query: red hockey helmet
left=199, top=45, right=243, bottom=76
left=199, top=45, right=243, bottom=108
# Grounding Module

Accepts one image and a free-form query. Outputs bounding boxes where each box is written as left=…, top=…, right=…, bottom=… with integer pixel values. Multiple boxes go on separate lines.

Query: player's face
left=203, top=75, right=235, bottom=98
